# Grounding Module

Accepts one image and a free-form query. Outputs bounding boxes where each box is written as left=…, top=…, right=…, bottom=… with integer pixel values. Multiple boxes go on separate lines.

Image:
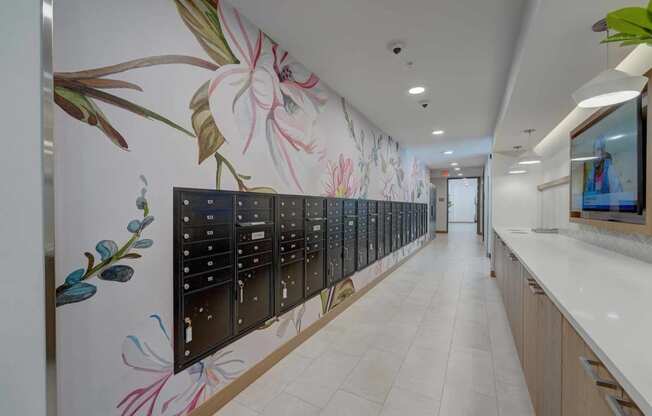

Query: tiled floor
left=215, top=223, right=534, bottom=416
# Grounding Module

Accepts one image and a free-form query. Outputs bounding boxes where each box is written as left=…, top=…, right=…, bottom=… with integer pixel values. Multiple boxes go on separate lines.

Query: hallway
left=216, top=226, right=533, bottom=416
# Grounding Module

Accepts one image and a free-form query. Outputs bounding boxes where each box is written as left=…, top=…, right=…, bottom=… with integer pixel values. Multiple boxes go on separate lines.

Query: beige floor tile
left=342, top=349, right=404, bottom=403
left=214, top=401, right=260, bottom=416
left=260, top=392, right=320, bottom=416
left=381, top=386, right=439, bottom=416
left=438, top=383, right=498, bottom=416
left=319, top=390, right=382, bottom=416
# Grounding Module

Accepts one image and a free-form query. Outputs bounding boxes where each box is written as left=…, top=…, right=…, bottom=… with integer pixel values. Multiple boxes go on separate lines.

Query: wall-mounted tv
left=570, top=94, right=647, bottom=224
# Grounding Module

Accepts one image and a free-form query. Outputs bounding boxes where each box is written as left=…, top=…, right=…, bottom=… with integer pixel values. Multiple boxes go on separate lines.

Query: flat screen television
left=570, top=94, right=647, bottom=223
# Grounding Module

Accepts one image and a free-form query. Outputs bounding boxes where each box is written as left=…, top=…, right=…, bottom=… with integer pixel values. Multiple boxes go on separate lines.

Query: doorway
left=447, top=177, right=480, bottom=233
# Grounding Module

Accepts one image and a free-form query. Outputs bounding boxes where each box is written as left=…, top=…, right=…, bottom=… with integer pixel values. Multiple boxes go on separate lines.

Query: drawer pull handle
left=579, top=357, right=618, bottom=389
left=528, top=283, right=545, bottom=295
left=605, top=394, right=635, bottom=416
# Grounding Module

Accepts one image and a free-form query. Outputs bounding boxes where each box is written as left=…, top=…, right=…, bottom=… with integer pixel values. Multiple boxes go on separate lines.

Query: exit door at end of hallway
left=448, top=178, right=478, bottom=224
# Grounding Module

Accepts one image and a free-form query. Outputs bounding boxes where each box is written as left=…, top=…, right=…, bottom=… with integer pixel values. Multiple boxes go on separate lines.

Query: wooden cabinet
left=504, top=250, right=524, bottom=364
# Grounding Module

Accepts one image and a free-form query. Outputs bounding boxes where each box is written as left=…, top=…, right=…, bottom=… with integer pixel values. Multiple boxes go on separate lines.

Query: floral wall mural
left=53, top=1, right=430, bottom=415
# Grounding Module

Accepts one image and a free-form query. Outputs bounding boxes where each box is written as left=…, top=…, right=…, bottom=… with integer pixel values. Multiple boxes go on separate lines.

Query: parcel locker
left=174, top=189, right=235, bottom=372
left=356, top=200, right=368, bottom=270
left=276, top=196, right=305, bottom=314
left=326, top=198, right=343, bottom=286
left=367, top=201, right=378, bottom=263
left=305, top=197, right=326, bottom=297
left=411, top=203, right=417, bottom=242
left=342, top=199, right=357, bottom=277
left=376, top=201, right=384, bottom=259
left=235, top=195, right=275, bottom=333
left=384, top=201, right=392, bottom=256
left=392, top=202, right=401, bottom=251
left=401, top=203, right=409, bottom=246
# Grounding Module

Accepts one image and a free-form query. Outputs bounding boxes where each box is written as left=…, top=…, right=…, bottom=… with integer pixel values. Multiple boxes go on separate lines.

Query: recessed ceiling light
left=451, top=162, right=458, bottom=166
left=508, top=170, right=528, bottom=175
left=443, top=150, right=453, bottom=155
left=457, top=173, right=463, bottom=176
left=408, top=86, right=426, bottom=95
left=432, top=130, right=445, bottom=135
left=454, top=167, right=460, bottom=171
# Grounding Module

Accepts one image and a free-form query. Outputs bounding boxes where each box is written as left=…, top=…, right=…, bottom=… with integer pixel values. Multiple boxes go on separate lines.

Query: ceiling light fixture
left=451, top=162, right=458, bottom=166
left=408, top=86, right=425, bottom=95
left=454, top=167, right=461, bottom=171
left=572, top=22, right=647, bottom=108
left=517, top=129, right=541, bottom=166
left=457, top=173, right=463, bottom=176
left=508, top=169, right=528, bottom=175
left=443, top=150, right=453, bottom=155
left=432, top=130, right=444, bottom=135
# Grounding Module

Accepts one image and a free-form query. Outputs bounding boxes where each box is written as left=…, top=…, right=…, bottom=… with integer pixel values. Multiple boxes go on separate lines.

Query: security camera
left=388, top=41, right=405, bottom=55
left=419, top=100, right=430, bottom=109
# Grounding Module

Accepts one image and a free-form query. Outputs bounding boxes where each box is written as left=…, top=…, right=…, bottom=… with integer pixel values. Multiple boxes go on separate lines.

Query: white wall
left=491, top=153, right=542, bottom=228
left=449, top=178, right=478, bottom=222
left=0, top=1, right=48, bottom=415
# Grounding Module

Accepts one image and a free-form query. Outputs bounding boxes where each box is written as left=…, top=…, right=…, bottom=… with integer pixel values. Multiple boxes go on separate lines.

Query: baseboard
left=191, top=240, right=432, bottom=416
left=490, top=270, right=496, bottom=278
left=436, top=230, right=448, bottom=234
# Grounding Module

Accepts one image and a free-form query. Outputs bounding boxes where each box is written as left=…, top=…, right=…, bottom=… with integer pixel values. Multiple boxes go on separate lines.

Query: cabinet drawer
left=236, top=209, right=272, bottom=223
left=280, top=250, right=304, bottom=264
left=182, top=239, right=230, bottom=259
left=306, top=220, right=326, bottom=233
left=306, top=240, right=324, bottom=252
left=280, top=229, right=304, bottom=242
left=328, top=224, right=342, bottom=235
left=236, top=194, right=273, bottom=210
left=180, top=192, right=232, bottom=210
left=279, top=220, right=303, bottom=232
left=181, top=208, right=232, bottom=226
left=279, top=209, right=303, bottom=220
left=237, top=252, right=273, bottom=270
left=236, top=240, right=272, bottom=257
left=182, top=225, right=231, bottom=243
left=280, top=239, right=304, bottom=253
left=237, top=226, right=273, bottom=243
left=182, top=267, right=232, bottom=293
left=182, top=253, right=231, bottom=276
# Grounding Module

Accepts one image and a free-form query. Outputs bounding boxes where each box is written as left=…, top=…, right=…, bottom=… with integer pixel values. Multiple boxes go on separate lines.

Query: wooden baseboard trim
left=436, top=230, right=448, bottom=234
left=191, top=240, right=432, bottom=416
left=490, top=270, right=496, bottom=278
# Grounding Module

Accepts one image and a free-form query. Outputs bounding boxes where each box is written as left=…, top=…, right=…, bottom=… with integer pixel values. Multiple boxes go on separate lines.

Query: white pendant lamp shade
left=572, top=69, right=647, bottom=109
left=517, top=149, right=541, bottom=165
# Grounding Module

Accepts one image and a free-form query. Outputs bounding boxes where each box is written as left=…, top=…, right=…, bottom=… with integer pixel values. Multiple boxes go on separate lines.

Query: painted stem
left=55, top=55, right=219, bottom=80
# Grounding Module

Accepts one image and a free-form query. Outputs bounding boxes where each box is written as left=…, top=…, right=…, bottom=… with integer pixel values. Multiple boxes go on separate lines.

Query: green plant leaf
left=54, top=86, right=129, bottom=149
left=601, top=32, right=640, bottom=43
left=607, top=7, right=652, bottom=36
left=175, top=0, right=237, bottom=66
left=190, top=81, right=225, bottom=163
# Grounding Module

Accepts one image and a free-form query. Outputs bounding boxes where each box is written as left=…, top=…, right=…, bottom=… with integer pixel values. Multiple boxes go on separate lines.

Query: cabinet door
left=539, top=293, right=562, bottom=416
left=512, top=258, right=524, bottom=364
left=523, top=275, right=539, bottom=412
left=562, top=319, right=615, bottom=416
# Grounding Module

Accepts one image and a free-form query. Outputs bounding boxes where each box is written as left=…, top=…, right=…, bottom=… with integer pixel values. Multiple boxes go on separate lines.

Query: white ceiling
left=231, top=0, right=527, bottom=169
left=493, top=0, right=641, bottom=154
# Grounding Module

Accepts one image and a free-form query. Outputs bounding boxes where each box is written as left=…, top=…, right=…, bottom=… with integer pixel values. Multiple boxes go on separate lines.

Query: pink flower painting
left=324, top=154, right=359, bottom=198
left=208, top=1, right=327, bottom=192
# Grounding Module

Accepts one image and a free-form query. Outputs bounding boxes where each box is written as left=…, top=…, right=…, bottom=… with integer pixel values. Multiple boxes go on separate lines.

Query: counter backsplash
left=561, top=224, right=652, bottom=264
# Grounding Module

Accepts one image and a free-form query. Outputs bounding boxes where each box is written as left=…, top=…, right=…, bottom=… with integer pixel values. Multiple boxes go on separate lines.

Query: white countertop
left=494, top=227, right=652, bottom=415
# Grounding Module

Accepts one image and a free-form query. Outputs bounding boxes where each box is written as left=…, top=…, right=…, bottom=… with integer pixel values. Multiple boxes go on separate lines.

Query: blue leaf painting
left=136, top=196, right=147, bottom=210
left=127, top=219, right=142, bottom=233
left=99, top=265, right=134, bottom=282
left=95, top=240, right=118, bottom=261
left=64, top=268, right=86, bottom=285
left=133, top=239, right=154, bottom=249
left=56, top=282, right=97, bottom=306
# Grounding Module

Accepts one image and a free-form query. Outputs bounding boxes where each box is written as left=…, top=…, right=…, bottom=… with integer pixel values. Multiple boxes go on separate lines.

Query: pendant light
left=572, top=21, right=647, bottom=109
left=517, top=128, right=541, bottom=166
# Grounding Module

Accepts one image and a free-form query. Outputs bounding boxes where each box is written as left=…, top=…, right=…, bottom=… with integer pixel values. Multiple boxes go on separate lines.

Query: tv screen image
left=571, top=98, right=644, bottom=214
